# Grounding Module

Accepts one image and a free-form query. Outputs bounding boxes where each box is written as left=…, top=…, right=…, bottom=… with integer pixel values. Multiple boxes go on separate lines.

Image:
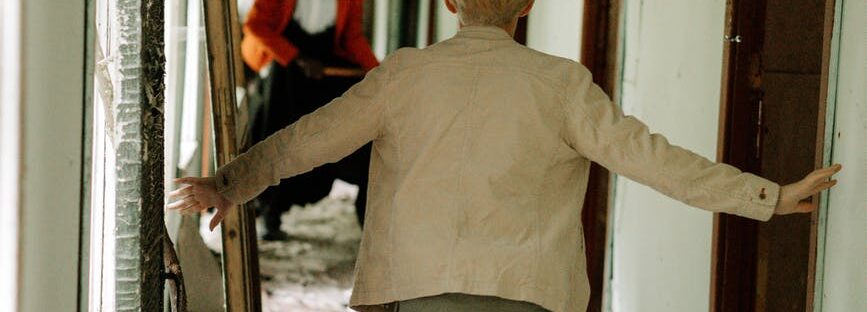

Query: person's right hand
left=168, top=177, right=236, bottom=231
left=775, top=164, right=843, bottom=215
left=294, top=54, right=324, bottom=80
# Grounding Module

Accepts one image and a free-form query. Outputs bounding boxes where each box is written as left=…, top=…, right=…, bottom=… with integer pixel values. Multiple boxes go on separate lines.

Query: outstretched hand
left=168, top=177, right=236, bottom=231
left=775, top=164, right=843, bottom=215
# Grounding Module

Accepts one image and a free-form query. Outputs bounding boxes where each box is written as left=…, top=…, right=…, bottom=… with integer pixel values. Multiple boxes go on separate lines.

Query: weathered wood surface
left=113, top=0, right=167, bottom=310
left=164, top=227, right=188, bottom=312
left=202, top=0, right=262, bottom=310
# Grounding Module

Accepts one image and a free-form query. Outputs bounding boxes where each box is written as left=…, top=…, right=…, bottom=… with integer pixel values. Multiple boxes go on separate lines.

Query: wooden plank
left=201, top=0, right=261, bottom=311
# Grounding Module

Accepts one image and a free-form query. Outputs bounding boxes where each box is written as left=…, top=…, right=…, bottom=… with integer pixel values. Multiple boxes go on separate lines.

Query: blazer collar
left=455, top=26, right=514, bottom=41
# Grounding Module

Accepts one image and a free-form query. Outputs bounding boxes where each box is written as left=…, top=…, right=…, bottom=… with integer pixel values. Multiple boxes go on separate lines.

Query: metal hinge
left=725, top=34, right=743, bottom=43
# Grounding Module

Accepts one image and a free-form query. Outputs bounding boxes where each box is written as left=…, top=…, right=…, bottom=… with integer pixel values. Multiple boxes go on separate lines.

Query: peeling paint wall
left=609, top=0, right=727, bottom=311
left=819, top=1, right=867, bottom=310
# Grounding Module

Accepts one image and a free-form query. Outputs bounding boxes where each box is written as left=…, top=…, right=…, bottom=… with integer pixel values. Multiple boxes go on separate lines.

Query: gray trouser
left=383, top=293, right=550, bottom=312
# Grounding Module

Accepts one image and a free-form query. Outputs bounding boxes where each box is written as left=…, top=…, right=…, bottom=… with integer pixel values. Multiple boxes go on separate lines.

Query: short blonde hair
left=452, top=0, right=531, bottom=27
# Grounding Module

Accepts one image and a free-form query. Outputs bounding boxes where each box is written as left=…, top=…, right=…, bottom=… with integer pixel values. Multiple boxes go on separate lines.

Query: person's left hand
left=168, top=177, right=236, bottom=231
left=775, top=164, right=843, bottom=215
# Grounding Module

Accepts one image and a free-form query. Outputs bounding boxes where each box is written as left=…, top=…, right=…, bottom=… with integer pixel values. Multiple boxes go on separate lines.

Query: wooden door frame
left=710, top=0, right=838, bottom=310
left=807, top=0, right=842, bottom=309
left=202, top=0, right=262, bottom=310
left=580, top=0, right=621, bottom=311
left=711, top=0, right=766, bottom=310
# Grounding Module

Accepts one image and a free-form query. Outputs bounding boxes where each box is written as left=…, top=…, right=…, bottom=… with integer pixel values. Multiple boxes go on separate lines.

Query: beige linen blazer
left=215, top=26, right=779, bottom=312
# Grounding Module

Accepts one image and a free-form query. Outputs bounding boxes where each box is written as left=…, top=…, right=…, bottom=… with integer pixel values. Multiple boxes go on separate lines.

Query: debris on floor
left=259, top=180, right=362, bottom=312
left=199, top=180, right=362, bottom=312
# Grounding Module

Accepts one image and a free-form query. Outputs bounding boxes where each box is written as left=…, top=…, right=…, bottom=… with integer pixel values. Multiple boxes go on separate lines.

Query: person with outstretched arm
left=168, top=1, right=842, bottom=311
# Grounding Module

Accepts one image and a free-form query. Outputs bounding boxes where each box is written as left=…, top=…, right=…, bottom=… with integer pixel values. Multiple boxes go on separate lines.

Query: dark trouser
left=381, top=293, right=550, bottom=312
left=254, top=59, right=369, bottom=232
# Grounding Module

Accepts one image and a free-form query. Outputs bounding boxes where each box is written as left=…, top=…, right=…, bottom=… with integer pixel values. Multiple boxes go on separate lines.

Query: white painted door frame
left=3, top=0, right=90, bottom=311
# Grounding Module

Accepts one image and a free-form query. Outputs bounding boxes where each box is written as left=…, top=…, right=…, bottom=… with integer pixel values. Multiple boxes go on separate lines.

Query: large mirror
left=161, top=1, right=590, bottom=311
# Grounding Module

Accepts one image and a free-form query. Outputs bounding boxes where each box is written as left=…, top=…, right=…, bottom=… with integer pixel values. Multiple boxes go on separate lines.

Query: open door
left=711, top=0, right=839, bottom=310
left=202, top=0, right=261, bottom=310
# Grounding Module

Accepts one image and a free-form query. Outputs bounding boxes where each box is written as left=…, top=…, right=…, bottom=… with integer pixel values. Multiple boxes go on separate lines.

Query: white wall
left=372, top=0, right=390, bottom=59
left=16, top=0, right=86, bottom=311
left=434, top=0, right=458, bottom=43
left=609, top=0, right=726, bottom=311
left=526, top=0, right=583, bottom=61
left=0, top=0, right=23, bottom=310
left=819, top=0, right=867, bottom=310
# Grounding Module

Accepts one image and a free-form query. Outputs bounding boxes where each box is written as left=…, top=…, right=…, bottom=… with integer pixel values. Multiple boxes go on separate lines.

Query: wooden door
left=711, top=0, right=838, bottom=310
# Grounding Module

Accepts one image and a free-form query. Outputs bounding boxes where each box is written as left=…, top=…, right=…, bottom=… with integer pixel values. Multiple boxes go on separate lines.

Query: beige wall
left=609, top=0, right=726, bottom=311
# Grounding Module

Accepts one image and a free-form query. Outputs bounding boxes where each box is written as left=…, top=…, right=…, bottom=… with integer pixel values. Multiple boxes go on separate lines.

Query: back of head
left=451, top=0, right=532, bottom=27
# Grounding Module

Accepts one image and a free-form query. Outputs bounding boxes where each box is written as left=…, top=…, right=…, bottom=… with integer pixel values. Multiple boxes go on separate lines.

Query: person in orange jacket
left=242, top=0, right=379, bottom=241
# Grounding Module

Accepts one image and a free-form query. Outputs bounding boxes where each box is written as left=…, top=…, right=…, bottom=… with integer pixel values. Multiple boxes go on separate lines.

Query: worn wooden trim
left=112, top=0, right=166, bottom=310
left=141, top=0, right=168, bottom=309
left=807, top=0, right=842, bottom=310
left=710, top=1, right=738, bottom=309
left=201, top=0, right=262, bottom=311
left=580, top=1, right=619, bottom=311
left=711, top=0, right=766, bottom=310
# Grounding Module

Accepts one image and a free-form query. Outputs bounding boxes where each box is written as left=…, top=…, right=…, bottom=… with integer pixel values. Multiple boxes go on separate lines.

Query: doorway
left=712, top=0, right=838, bottom=310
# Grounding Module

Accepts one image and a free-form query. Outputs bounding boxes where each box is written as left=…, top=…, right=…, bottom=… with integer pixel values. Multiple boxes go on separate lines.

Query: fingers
left=169, top=199, right=200, bottom=215
left=808, top=164, right=843, bottom=181
left=168, top=185, right=193, bottom=199
left=178, top=201, right=203, bottom=215
left=795, top=200, right=816, bottom=213
left=812, top=180, right=838, bottom=193
left=174, top=177, right=204, bottom=185
left=167, top=197, right=194, bottom=210
left=209, top=208, right=225, bottom=231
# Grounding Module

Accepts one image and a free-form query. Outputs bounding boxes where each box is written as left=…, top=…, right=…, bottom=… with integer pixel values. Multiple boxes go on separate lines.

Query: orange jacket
left=241, top=0, right=379, bottom=72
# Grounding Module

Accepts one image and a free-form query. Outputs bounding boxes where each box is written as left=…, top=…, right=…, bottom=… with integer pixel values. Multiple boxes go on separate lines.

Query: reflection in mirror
left=163, top=0, right=587, bottom=311
left=161, top=0, right=458, bottom=310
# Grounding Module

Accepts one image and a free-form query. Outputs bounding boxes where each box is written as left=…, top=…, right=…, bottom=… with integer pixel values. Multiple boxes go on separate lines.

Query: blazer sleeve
left=214, top=54, right=394, bottom=204
left=562, top=65, right=779, bottom=221
left=244, top=0, right=299, bottom=67
left=341, top=0, right=379, bottom=70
